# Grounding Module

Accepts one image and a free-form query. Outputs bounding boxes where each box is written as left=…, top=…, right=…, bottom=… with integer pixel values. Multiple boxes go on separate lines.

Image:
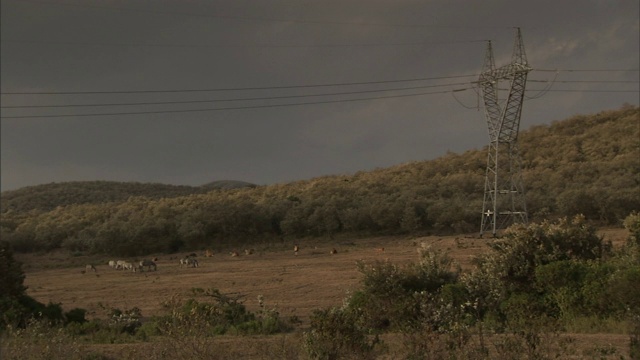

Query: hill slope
left=1, top=106, right=638, bottom=255
left=200, top=180, right=258, bottom=191
left=0, top=181, right=208, bottom=213
left=0, top=180, right=258, bottom=213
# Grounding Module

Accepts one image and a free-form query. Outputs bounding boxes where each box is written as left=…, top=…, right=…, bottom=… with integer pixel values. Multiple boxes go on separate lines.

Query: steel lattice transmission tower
left=479, top=28, right=532, bottom=237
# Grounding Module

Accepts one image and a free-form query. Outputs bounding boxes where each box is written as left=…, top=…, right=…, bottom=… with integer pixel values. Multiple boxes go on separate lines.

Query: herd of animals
left=105, top=258, right=160, bottom=272
left=82, top=256, right=190, bottom=274
left=82, top=244, right=353, bottom=274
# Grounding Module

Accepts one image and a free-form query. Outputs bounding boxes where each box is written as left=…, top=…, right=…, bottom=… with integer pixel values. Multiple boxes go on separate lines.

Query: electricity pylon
left=478, top=28, right=531, bottom=237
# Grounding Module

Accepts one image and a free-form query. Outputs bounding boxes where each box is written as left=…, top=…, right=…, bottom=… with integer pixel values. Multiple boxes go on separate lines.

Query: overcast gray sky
left=1, top=0, right=638, bottom=192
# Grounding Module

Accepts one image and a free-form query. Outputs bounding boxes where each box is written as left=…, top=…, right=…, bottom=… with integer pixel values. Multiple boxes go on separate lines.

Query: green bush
left=624, top=212, right=640, bottom=246
left=64, top=319, right=102, bottom=337
left=64, top=308, right=87, bottom=325
left=607, top=266, right=640, bottom=316
left=496, top=216, right=606, bottom=291
left=348, top=247, right=461, bottom=331
left=350, top=260, right=415, bottom=330
left=534, top=255, right=639, bottom=325
left=535, top=260, right=589, bottom=318
left=0, top=319, right=85, bottom=359
left=62, top=307, right=143, bottom=344
left=107, top=306, right=142, bottom=335
left=303, top=307, right=381, bottom=360
left=158, top=289, right=290, bottom=336
left=135, top=321, right=161, bottom=341
left=462, top=216, right=621, bottom=333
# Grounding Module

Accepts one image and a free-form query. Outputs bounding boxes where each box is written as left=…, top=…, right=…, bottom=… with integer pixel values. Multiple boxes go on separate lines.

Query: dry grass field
left=13, top=228, right=633, bottom=359
left=20, top=235, right=448, bottom=322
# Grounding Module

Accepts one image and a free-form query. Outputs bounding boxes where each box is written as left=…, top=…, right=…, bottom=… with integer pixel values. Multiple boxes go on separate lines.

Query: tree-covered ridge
left=0, top=106, right=638, bottom=256
left=200, top=180, right=258, bottom=191
left=520, top=106, right=639, bottom=222
left=0, top=181, right=219, bottom=213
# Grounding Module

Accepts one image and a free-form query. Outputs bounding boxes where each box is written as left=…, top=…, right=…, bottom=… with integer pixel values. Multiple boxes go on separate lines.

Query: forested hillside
left=0, top=181, right=206, bottom=213
left=0, top=180, right=258, bottom=214
left=1, top=106, right=638, bottom=256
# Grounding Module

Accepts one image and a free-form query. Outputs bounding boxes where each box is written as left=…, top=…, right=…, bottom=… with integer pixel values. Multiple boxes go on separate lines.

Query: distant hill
left=1, top=106, right=638, bottom=256
left=200, top=180, right=258, bottom=190
left=1, top=180, right=250, bottom=213
left=0, top=181, right=206, bottom=213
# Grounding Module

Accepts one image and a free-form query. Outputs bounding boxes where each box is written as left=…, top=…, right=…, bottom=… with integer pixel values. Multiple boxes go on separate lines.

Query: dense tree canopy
left=1, top=106, right=638, bottom=256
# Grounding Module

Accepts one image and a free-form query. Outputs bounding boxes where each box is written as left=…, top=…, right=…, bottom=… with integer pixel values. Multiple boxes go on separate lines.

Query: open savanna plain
left=12, top=228, right=633, bottom=359
left=20, top=236, right=444, bottom=324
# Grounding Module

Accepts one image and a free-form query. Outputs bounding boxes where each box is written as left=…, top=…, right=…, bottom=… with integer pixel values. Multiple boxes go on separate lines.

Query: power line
left=0, top=74, right=478, bottom=95
left=526, top=89, right=639, bottom=93
left=8, top=0, right=511, bottom=29
left=0, top=88, right=469, bottom=119
left=0, top=80, right=638, bottom=109
left=533, top=68, right=639, bottom=72
left=3, top=70, right=635, bottom=96
left=523, top=70, right=639, bottom=99
left=3, top=39, right=487, bottom=49
left=529, top=79, right=639, bottom=84
left=1, top=82, right=470, bottom=109
left=4, top=86, right=635, bottom=112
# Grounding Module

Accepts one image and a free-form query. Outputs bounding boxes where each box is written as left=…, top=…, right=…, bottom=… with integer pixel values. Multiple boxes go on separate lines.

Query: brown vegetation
left=1, top=106, right=639, bottom=359
left=8, top=227, right=633, bottom=358
left=1, top=106, right=638, bottom=257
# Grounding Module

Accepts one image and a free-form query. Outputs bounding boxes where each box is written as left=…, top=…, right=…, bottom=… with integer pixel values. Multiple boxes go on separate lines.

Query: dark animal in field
left=139, top=259, right=157, bottom=271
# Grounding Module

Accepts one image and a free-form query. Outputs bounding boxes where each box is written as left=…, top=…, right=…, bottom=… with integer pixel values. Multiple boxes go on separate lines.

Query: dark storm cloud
left=1, top=0, right=638, bottom=191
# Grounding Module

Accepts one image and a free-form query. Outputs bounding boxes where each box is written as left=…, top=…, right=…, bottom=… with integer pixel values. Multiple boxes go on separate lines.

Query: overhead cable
left=0, top=88, right=469, bottom=119
left=1, top=82, right=470, bottom=109
left=9, top=0, right=513, bottom=29
left=529, top=79, right=639, bottom=83
left=0, top=74, right=478, bottom=95
left=533, top=68, right=639, bottom=72
left=3, top=39, right=488, bottom=49
left=526, top=89, right=638, bottom=93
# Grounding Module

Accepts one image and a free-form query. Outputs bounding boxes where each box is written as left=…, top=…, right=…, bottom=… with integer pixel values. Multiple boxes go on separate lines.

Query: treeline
left=0, top=180, right=257, bottom=213
left=0, top=106, right=638, bottom=256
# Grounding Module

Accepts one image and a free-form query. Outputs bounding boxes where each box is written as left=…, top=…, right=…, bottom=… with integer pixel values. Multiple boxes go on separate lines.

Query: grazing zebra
left=121, top=262, right=135, bottom=271
left=180, top=256, right=198, bottom=268
left=187, top=257, right=199, bottom=267
left=139, top=259, right=157, bottom=271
